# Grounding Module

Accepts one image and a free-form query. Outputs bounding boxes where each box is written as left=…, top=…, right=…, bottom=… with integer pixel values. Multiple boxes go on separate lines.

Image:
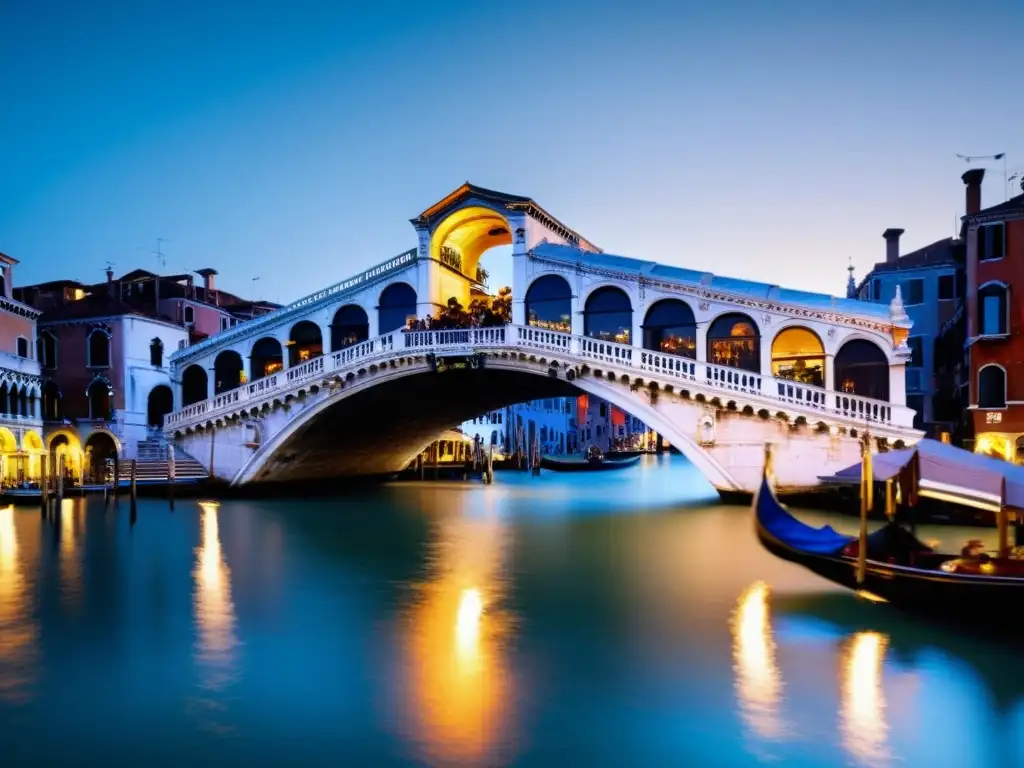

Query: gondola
left=1, top=486, right=42, bottom=504
left=540, top=448, right=641, bottom=472
left=754, top=442, right=1024, bottom=626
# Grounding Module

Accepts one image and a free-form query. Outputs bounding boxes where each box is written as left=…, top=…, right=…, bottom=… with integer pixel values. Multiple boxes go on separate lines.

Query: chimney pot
left=883, top=228, right=904, bottom=265
left=962, top=168, right=986, bottom=215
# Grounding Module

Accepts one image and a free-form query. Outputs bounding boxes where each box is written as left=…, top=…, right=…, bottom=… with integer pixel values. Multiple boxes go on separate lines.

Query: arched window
left=525, top=275, right=572, bottom=332
left=87, top=379, right=113, bottom=420
left=184, top=305, right=195, bottom=324
left=643, top=299, right=696, bottom=358
left=37, top=331, right=57, bottom=370
left=330, top=305, right=369, bottom=351
left=214, top=350, right=244, bottom=393
left=978, top=365, right=1006, bottom=409
left=250, top=337, right=283, bottom=380
left=43, top=381, right=62, bottom=421
left=150, top=338, right=164, bottom=367
left=978, top=283, right=1009, bottom=336
left=583, top=286, right=632, bottom=343
left=181, top=365, right=208, bottom=406
left=707, top=313, right=760, bottom=373
left=289, top=321, right=323, bottom=366
left=147, top=385, right=173, bottom=428
left=88, top=329, right=110, bottom=367
left=834, top=339, right=889, bottom=401
left=771, top=327, right=825, bottom=386
left=378, top=283, right=417, bottom=334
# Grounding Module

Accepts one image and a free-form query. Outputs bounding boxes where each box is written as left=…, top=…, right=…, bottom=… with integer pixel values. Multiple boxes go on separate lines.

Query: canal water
left=1, top=455, right=1023, bottom=767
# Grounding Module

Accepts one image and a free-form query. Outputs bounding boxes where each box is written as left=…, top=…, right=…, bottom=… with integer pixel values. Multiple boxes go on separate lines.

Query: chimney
left=196, top=268, right=218, bottom=304
left=962, top=168, right=986, bottom=215
left=882, top=228, right=904, bottom=265
left=106, top=267, right=115, bottom=298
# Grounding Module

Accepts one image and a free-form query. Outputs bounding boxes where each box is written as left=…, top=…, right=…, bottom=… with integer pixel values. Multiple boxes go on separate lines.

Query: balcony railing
left=165, top=324, right=914, bottom=431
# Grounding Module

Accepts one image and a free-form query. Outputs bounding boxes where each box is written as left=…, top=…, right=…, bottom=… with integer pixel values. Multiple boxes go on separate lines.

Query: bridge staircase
left=119, top=435, right=209, bottom=486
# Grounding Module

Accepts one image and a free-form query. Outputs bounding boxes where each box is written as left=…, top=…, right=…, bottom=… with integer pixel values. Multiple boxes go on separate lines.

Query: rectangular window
left=981, top=293, right=1007, bottom=335
left=938, top=274, right=955, bottom=301
left=220, top=317, right=229, bottom=331
left=16, top=338, right=28, bottom=358
left=871, top=279, right=880, bottom=301
left=599, top=403, right=607, bottom=418
left=979, top=223, right=1006, bottom=262
left=900, top=279, right=924, bottom=306
left=907, top=337, right=923, bottom=368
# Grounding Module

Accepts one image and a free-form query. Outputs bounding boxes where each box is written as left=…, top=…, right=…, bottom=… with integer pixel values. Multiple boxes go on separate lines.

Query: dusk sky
left=2, top=0, right=1022, bottom=305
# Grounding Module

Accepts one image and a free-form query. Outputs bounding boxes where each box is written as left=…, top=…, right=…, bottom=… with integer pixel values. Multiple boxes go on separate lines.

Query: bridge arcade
left=166, top=183, right=920, bottom=494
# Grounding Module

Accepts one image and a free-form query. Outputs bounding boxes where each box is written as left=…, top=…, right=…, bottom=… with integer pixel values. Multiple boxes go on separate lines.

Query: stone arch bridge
left=166, top=183, right=922, bottom=495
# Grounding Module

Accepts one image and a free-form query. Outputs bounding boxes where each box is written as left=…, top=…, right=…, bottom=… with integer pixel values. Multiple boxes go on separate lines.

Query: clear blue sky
left=2, top=0, right=1022, bottom=304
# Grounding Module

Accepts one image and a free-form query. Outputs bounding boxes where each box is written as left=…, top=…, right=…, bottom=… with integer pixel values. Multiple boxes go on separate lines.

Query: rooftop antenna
left=957, top=152, right=1008, bottom=201
left=1010, top=169, right=1023, bottom=194
left=251, top=277, right=260, bottom=318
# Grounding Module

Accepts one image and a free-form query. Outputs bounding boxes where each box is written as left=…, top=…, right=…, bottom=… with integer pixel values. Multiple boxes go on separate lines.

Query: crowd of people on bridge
left=404, top=288, right=512, bottom=332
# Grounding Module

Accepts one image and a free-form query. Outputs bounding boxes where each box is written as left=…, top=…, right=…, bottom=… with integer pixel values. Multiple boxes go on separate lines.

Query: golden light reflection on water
left=58, top=500, right=83, bottom=608
left=399, top=503, right=515, bottom=765
left=0, top=506, right=37, bottom=702
left=731, top=581, right=787, bottom=742
left=840, top=631, right=891, bottom=768
left=193, top=502, right=239, bottom=701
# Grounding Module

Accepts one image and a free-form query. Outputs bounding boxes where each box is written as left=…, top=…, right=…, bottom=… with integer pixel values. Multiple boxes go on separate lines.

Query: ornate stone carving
left=761, top=314, right=772, bottom=327
left=827, top=327, right=836, bottom=339
left=514, top=227, right=526, bottom=244
left=698, top=301, right=710, bottom=313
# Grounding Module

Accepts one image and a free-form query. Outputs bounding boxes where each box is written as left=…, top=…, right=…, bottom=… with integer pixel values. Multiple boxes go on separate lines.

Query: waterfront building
left=16, top=266, right=272, bottom=472
left=962, top=170, right=1024, bottom=461
left=856, top=229, right=964, bottom=434
left=461, top=396, right=650, bottom=457
left=0, top=254, right=44, bottom=485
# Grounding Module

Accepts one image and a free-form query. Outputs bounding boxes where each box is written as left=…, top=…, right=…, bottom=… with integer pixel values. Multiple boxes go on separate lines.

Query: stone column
left=824, top=353, right=835, bottom=392
left=509, top=213, right=529, bottom=326
left=889, top=363, right=907, bottom=407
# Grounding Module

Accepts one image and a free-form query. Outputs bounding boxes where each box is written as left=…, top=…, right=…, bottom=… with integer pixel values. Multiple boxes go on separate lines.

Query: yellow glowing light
left=193, top=502, right=237, bottom=686
left=456, top=588, right=483, bottom=650
left=0, top=504, right=38, bottom=702
left=855, top=589, right=888, bottom=604
left=974, top=433, right=1012, bottom=462
left=429, top=205, right=512, bottom=280
left=840, top=631, right=890, bottom=766
left=731, top=581, right=786, bottom=741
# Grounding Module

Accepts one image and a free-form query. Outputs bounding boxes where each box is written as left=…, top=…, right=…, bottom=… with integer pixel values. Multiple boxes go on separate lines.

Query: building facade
left=15, top=266, right=271, bottom=477
left=0, top=254, right=45, bottom=486
left=856, top=229, right=964, bottom=434
left=461, top=395, right=650, bottom=457
left=963, top=170, right=1024, bottom=461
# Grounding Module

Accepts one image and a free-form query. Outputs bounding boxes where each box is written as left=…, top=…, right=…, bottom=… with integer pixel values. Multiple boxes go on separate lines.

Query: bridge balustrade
left=165, top=323, right=911, bottom=433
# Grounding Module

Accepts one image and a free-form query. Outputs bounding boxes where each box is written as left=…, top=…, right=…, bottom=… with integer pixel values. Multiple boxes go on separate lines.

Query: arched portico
left=331, top=305, right=369, bottom=351
left=214, top=350, right=244, bottom=393
left=771, top=326, right=825, bottom=387
left=524, top=274, right=572, bottom=332
left=428, top=205, right=512, bottom=286
left=834, top=338, right=890, bottom=401
left=289, top=320, right=323, bottom=367
left=250, top=337, right=284, bottom=381
left=707, top=312, right=760, bottom=373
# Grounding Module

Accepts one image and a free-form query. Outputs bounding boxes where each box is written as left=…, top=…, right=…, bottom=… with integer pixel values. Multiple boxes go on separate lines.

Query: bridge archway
left=289, top=320, right=323, bottom=366
left=524, top=274, right=572, bottom=332
left=232, top=361, right=738, bottom=491
left=583, top=286, right=633, bottom=343
left=147, top=385, right=174, bottom=428
left=834, top=338, right=889, bottom=401
left=770, top=326, right=825, bottom=387
left=707, top=312, right=760, bottom=373
left=429, top=205, right=511, bottom=285
left=379, top=283, right=417, bottom=333
left=643, top=299, right=697, bottom=358
left=214, top=350, right=244, bottom=393
left=250, top=337, right=283, bottom=381
left=331, top=305, right=369, bottom=351
left=182, top=365, right=209, bottom=406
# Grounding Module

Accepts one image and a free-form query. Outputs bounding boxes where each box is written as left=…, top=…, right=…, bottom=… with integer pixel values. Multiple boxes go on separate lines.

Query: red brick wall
left=0, top=312, right=35, bottom=355
left=970, top=218, right=1024, bottom=433
left=43, top=320, right=126, bottom=419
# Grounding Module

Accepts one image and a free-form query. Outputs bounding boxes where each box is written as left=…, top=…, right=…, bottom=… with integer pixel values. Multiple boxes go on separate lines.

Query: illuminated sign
left=286, top=249, right=417, bottom=312
left=429, top=354, right=485, bottom=373
left=986, top=411, right=1003, bottom=424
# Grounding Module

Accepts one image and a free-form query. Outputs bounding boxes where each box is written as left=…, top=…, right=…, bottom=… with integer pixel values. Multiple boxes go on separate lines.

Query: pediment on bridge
left=410, top=182, right=601, bottom=253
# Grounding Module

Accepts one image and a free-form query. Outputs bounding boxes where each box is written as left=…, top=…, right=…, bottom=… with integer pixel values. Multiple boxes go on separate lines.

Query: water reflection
left=58, top=500, right=83, bottom=608
left=840, top=631, right=891, bottom=768
left=0, top=506, right=36, bottom=703
left=192, top=502, right=239, bottom=725
left=399, top=497, right=515, bottom=765
left=731, top=581, right=786, bottom=742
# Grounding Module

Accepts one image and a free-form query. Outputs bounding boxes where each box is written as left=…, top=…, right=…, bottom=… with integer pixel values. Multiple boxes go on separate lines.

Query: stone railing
left=165, top=325, right=913, bottom=432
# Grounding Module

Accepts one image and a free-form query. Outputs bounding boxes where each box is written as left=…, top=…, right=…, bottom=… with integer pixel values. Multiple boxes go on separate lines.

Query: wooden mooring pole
left=167, top=443, right=176, bottom=510
left=56, top=455, right=65, bottom=506
left=40, top=454, right=48, bottom=515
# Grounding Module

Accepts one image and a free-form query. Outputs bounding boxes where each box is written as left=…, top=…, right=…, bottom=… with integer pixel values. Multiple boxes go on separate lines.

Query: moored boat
left=754, top=441, right=1024, bottom=627
left=540, top=447, right=641, bottom=472
left=1, top=486, right=42, bottom=503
